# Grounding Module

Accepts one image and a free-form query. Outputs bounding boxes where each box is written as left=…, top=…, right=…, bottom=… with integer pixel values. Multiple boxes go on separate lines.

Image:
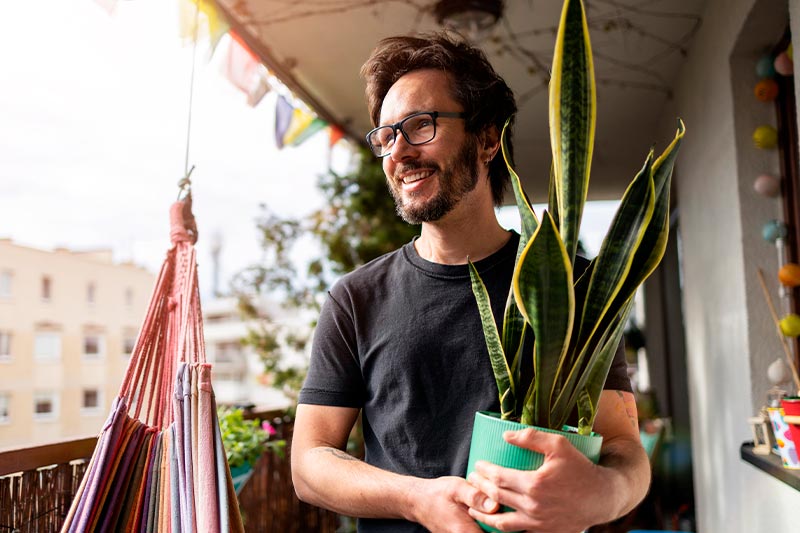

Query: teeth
left=402, top=170, right=432, bottom=184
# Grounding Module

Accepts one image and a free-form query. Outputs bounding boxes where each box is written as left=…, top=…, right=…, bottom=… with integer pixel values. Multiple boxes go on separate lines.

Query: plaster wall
left=655, top=0, right=800, bottom=530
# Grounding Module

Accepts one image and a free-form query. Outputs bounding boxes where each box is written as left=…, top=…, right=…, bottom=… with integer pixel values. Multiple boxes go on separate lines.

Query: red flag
left=329, top=126, right=345, bottom=147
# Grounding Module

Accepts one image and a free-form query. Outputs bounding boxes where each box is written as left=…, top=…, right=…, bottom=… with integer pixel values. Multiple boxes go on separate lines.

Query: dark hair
left=361, top=33, right=517, bottom=206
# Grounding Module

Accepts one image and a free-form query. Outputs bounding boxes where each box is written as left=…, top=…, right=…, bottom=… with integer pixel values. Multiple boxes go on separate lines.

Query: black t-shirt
left=299, top=231, right=632, bottom=533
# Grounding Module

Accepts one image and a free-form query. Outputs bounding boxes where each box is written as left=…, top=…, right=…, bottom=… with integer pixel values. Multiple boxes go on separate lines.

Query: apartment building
left=0, top=239, right=155, bottom=448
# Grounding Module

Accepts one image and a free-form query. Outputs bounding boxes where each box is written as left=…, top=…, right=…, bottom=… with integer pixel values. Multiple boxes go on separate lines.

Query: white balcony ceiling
left=215, top=0, right=706, bottom=201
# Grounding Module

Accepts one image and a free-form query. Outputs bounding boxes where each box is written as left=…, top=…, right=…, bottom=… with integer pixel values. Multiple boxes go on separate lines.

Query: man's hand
left=465, top=390, right=650, bottom=533
left=409, top=476, right=499, bottom=533
left=466, top=428, right=618, bottom=533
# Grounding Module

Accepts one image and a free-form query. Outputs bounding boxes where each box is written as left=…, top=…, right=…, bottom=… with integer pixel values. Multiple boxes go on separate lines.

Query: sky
left=0, top=0, right=343, bottom=297
left=0, top=0, right=618, bottom=299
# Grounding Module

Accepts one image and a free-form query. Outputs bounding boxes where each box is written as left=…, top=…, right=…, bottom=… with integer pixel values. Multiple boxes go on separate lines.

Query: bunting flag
left=289, top=118, right=327, bottom=147
left=275, top=95, right=294, bottom=149
left=329, top=126, right=345, bottom=147
left=275, top=96, right=329, bottom=149
left=178, top=0, right=230, bottom=53
left=223, top=32, right=272, bottom=107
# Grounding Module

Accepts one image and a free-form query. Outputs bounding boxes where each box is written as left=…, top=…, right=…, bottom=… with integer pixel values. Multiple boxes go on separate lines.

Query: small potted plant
left=218, top=407, right=286, bottom=493
left=466, top=0, right=685, bottom=504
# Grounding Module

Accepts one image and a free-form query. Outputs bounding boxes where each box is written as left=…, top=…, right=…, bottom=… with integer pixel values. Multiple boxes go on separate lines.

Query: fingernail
left=483, top=498, right=497, bottom=511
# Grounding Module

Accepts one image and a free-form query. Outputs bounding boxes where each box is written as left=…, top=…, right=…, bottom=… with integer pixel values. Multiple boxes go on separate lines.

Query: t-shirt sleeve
left=298, top=287, right=366, bottom=408
left=603, top=335, right=633, bottom=393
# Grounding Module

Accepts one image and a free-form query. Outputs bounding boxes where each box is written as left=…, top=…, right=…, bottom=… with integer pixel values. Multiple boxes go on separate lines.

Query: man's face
left=378, top=69, right=481, bottom=224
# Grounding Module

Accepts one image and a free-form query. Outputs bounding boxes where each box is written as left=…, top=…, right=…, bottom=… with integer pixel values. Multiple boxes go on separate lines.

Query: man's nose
left=389, top=131, right=419, bottom=163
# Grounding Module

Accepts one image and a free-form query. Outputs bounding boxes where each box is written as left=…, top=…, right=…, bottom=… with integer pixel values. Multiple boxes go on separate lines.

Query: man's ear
left=479, top=125, right=501, bottom=165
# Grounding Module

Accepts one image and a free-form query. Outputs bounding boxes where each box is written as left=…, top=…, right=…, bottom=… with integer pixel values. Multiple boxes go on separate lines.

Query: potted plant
left=218, top=407, right=286, bottom=493
left=466, top=0, right=685, bottom=505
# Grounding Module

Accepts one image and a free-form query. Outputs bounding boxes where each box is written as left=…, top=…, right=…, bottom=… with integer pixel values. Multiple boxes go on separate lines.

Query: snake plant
left=469, top=0, right=685, bottom=435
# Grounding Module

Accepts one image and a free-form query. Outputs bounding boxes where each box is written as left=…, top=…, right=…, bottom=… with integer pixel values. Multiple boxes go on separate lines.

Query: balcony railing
left=0, top=413, right=338, bottom=532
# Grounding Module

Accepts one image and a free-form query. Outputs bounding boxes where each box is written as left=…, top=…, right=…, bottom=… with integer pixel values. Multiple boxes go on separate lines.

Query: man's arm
left=465, top=390, right=650, bottom=533
left=291, top=403, right=498, bottom=533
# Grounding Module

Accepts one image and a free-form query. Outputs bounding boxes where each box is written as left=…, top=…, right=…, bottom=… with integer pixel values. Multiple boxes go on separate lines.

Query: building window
left=0, top=331, right=10, bottom=361
left=123, top=335, right=137, bottom=357
left=82, top=388, right=102, bottom=414
left=41, top=276, right=52, bottom=301
left=34, top=332, right=61, bottom=361
left=87, top=282, right=96, bottom=305
left=83, top=335, right=105, bottom=359
left=0, top=270, right=11, bottom=299
left=0, top=393, right=9, bottom=424
left=33, top=392, right=58, bottom=420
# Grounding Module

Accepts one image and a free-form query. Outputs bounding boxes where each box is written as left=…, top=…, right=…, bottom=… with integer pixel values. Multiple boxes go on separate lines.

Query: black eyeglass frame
left=365, top=111, right=467, bottom=158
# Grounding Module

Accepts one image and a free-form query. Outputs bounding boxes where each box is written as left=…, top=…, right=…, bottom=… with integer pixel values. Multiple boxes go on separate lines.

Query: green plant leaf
left=502, top=118, right=538, bottom=241
left=469, top=260, right=515, bottom=419
left=550, top=0, right=596, bottom=263
left=513, top=212, right=574, bottom=428
left=581, top=299, right=633, bottom=429
left=577, top=150, right=655, bottom=353
left=548, top=162, right=560, bottom=229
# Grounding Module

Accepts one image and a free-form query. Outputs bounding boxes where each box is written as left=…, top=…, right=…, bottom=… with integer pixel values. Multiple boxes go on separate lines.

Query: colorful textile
left=61, top=197, right=244, bottom=533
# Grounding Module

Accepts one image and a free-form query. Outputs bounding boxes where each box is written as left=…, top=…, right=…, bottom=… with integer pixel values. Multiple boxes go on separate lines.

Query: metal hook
left=177, top=165, right=196, bottom=200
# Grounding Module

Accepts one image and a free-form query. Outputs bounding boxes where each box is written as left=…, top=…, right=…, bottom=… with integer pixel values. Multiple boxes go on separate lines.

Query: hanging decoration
left=757, top=54, right=777, bottom=78
left=763, top=220, right=788, bottom=243
left=779, top=263, right=800, bottom=287
left=223, top=31, right=272, bottom=107
left=775, top=50, right=794, bottom=77
left=753, top=173, right=781, bottom=197
left=754, top=78, right=780, bottom=102
left=179, top=0, right=229, bottom=52
left=753, top=125, right=779, bottom=149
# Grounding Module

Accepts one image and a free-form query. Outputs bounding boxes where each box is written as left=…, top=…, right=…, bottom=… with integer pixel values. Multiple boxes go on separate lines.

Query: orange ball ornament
left=779, top=263, right=800, bottom=287
left=755, top=79, right=779, bottom=101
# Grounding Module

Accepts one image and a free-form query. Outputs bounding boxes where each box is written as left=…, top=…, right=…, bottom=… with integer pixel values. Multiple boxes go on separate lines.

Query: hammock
left=61, top=196, right=244, bottom=532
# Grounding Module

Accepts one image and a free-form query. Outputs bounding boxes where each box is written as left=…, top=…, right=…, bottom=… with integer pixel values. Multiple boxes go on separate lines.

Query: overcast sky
left=0, top=0, right=342, bottom=297
left=0, top=0, right=618, bottom=299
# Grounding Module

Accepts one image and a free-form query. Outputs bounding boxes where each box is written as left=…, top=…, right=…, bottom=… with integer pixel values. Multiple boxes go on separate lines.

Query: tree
left=233, top=146, right=419, bottom=412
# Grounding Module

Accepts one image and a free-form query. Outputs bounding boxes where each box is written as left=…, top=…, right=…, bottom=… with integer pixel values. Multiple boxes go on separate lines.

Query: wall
left=655, top=0, right=800, bottom=530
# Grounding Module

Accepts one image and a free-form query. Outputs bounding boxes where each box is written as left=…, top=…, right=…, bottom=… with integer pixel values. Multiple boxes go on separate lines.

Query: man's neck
left=414, top=204, right=510, bottom=265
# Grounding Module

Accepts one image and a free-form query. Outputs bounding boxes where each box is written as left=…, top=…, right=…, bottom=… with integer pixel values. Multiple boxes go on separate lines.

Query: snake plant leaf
left=550, top=0, right=596, bottom=264
left=513, top=212, right=574, bottom=427
left=502, top=119, right=538, bottom=242
left=552, top=297, right=632, bottom=430
left=595, top=121, right=686, bottom=347
left=576, top=150, right=655, bottom=352
left=548, top=161, right=560, bottom=230
left=469, top=260, right=516, bottom=419
left=550, top=151, right=654, bottom=419
left=501, top=117, right=537, bottom=404
left=574, top=299, right=633, bottom=433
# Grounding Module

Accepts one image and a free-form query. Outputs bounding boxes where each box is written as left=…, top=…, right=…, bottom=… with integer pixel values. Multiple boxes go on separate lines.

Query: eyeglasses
left=365, top=111, right=466, bottom=157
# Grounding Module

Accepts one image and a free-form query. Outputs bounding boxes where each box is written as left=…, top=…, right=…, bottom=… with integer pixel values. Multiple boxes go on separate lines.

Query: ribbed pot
left=466, top=411, right=603, bottom=533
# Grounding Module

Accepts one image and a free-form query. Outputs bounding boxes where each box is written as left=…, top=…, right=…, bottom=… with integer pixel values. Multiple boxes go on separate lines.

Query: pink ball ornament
left=754, top=174, right=781, bottom=197
left=774, top=51, right=794, bottom=76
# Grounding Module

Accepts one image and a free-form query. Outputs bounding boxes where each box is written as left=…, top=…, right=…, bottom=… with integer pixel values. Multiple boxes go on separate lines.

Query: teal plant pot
left=466, top=411, right=603, bottom=533
left=230, top=461, right=255, bottom=494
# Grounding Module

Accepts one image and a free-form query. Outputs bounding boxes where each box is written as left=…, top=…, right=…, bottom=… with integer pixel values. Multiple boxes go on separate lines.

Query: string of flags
left=182, top=0, right=346, bottom=150
left=96, top=0, right=347, bottom=151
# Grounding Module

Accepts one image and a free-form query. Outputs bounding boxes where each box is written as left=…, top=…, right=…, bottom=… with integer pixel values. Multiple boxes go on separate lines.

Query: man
left=291, top=34, right=650, bottom=533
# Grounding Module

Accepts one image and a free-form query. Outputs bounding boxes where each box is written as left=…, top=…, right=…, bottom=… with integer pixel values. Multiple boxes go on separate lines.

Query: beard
left=388, top=136, right=480, bottom=224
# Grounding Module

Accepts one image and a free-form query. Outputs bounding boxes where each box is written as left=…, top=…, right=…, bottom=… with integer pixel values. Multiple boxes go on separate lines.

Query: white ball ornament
left=768, top=357, right=790, bottom=385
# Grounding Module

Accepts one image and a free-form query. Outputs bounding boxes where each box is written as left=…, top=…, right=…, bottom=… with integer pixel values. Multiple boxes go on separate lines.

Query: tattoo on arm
left=615, top=390, right=639, bottom=429
left=314, top=447, right=360, bottom=462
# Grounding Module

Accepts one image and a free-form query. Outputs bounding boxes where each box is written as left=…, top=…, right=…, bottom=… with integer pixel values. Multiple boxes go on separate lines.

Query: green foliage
left=233, top=147, right=419, bottom=410
left=218, top=407, right=285, bottom=469
left=469, top=0, right=685, bottom=434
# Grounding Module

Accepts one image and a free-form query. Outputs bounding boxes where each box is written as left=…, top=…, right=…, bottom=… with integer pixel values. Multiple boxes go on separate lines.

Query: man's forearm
left=293, top=445, right=421, bottom=521
left=597, top=435, right=651, bottom=520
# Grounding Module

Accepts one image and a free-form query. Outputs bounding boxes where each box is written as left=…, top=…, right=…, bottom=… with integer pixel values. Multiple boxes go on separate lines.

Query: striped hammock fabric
left=61, top=197, right=244, bottom=533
